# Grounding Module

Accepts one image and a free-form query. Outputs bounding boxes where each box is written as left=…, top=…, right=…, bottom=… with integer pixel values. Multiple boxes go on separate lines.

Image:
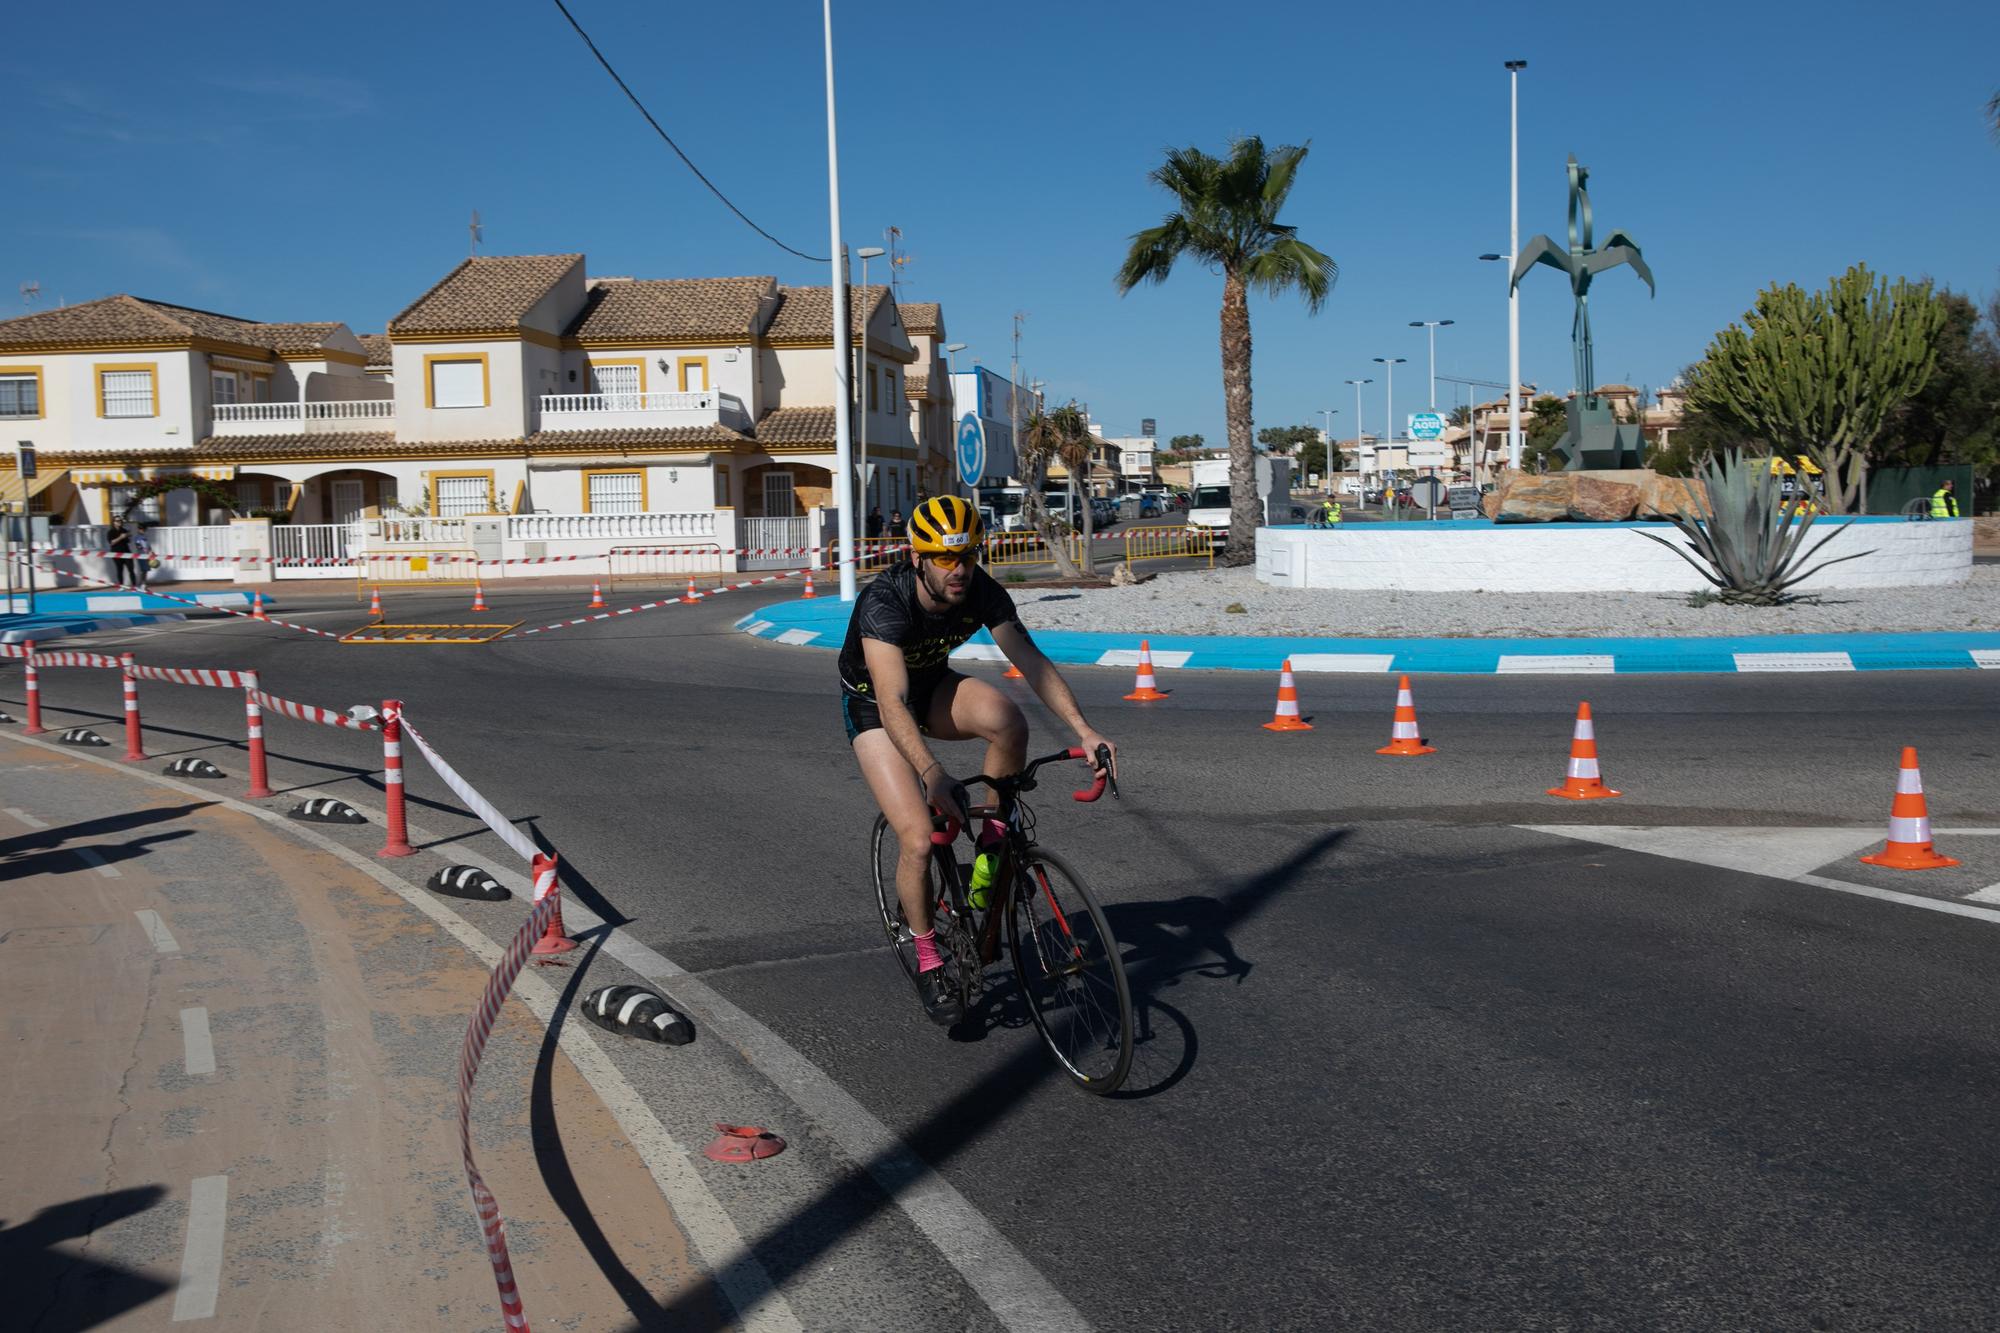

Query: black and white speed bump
left=0, top=710, right=14, bottom=723
left=164, top=757, right=228, bottom=779
left=289, top=798, right=366, bottom=825
left=582, top=985, right=694, bottom=1046
left=427, top=865, right=510, bottom=902
left=58, top=728, right=110, bottom=747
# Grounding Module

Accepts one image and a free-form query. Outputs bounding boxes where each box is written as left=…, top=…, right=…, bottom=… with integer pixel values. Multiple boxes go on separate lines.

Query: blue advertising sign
left=955, top=413, right=986, bottom=487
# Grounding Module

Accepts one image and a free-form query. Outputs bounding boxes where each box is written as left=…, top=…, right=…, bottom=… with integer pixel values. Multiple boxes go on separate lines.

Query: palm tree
left=1116, top=137, right=1336, bottom=565
left=1051, top=403, right=1099, bottom=576
left=1017, top=408, right=1084, bottom=579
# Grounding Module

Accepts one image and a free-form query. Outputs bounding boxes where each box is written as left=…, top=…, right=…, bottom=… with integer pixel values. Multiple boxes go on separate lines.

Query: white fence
left=211, top=400, right=396, bottom=435
left=507, top=512, right=715, bottom=543
left=369, top=517, right=466, bottom=545
left=272, top=523, right=359, bottom=566
left=742, top=516, right=812, bottom=569
left=539, top=391, right=716, bottom=415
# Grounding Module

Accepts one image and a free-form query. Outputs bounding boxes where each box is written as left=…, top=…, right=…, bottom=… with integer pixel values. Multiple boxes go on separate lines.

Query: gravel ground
left=1009, top=564, right=2000, bottom=638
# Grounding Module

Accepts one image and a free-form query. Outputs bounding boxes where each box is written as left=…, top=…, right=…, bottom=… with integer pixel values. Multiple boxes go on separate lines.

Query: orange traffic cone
left=1003, top=661, right=1024, bottom=679
left=529, top=863, right=578, bottom=957
left=1546, top=702, right=1619, bottom=799
left=1859, top=747, right=1959, bottom=870
left=1123, top=640, right=1169, bottom=701
left=802, top=565, right=817, bottom=599
left=683, top=575, right=702, bottom=603
left=1375, top=675, right=1436, bottom=756
left=1262, top=660, right=1313, bottom=732
left=470, top=579, right=488, bottom=613
left=368, top=585, right=383, bottom=618
left=251, top=591, right=268, bottom=622
left=588, top=579, right=606, bottom=610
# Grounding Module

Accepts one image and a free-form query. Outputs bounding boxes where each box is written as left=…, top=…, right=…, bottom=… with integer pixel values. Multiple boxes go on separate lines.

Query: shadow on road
left=0, top=802, right=212, bottom=855
left=3, top=1185, right=172, bottom=1332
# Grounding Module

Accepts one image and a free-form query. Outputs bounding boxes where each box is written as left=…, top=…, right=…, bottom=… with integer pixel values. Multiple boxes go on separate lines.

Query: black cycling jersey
left=838, top=562, right=1023, bottom=700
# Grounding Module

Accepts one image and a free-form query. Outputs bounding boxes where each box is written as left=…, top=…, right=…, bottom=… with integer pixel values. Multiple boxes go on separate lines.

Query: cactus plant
left=1635, top=452, right=1872, bottom=605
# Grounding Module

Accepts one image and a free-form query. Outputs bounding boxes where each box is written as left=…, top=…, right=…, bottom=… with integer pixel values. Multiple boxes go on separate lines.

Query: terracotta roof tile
left=357, top=334, right=392, bottom=367
left=193, top=433, right=525, bottom=462
left=526, top=424, right=750, bottom=450
left=388, top=254, right=582, bottom=336
left=255, top=322, right=346, bottom=355
left=905, top=373, right=930, bottom=399
left=0, top=296, right=359, bottom=356
left=898, top=302, right=942, bottom=336
left=566, top=277, right=773, bottom=343
left=754, top=406, right=835, bottom=446
left=763, top=285, right=890, bottom=343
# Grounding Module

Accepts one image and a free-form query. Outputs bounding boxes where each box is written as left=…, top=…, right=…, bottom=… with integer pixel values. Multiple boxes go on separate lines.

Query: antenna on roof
left=884, top=226, right=910, bottom=299
left=469, top=210, right=483, bottom=258
left=19, top=281, right=39, bottom=311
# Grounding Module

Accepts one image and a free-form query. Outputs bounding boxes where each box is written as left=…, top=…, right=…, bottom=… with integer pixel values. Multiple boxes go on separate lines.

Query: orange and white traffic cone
left=1546, top=702, right=1619, bottom=799
left=1123, top=639, right=1169, bottom=702
left=470, top=579, right=488, bottom=613
left=528, top=853, right=578, bottom=956
left=1262, top=659, right=1313, bottom=732
left=251, top=591, right=268, bottom=622
left=588, top=579, right=606, bottom=610
left=1003, top=661, right=1025, bottom=679
left=368, top=585, right=383, bottom=618
left=684, top=575, right=702, bottom=603
left=1375, top=674, right=1436, bottom=756
left=802, top=565, right=817, bottom=599
left=1859, top=746, right=1959, bottom=870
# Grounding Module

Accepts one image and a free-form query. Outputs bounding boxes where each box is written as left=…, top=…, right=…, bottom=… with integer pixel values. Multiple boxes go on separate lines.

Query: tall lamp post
left=1318, top=408, right=1337, bottom=491
left=824, top=0, right=856, bottom=598
left=1408, top=320, right=1454, bottom=409
left=1346, top=378, right=1372, bottom=509
left=1505, top=59, right=1527, bottom=469
left=854, top=245, right=885, bottom=528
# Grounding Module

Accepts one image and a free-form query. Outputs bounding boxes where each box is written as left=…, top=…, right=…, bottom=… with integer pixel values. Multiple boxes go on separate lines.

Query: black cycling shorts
left=841, top=671, right=963, bottom=744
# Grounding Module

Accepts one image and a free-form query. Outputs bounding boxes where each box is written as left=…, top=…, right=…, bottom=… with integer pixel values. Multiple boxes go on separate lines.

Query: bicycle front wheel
left=1005, top=848, right=1134, bottom=1093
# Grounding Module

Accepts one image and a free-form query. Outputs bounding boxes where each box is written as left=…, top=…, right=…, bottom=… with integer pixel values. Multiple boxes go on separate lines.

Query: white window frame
left=590, top=363, right=641, bottom=410
left=763, top=471, right=796, bottom=519
left=426, top=356, right=488, bottom=410
left=434, top=475, right=492, bottom=518
left=100, top=367, right=157, bottom=419
left=586, top=470, right=644, bottom=514
left=0, top=372, right=39, bottom=419
left=108, top=484, right=162, bottom=522
left=211, top=371, right=238, bottom=406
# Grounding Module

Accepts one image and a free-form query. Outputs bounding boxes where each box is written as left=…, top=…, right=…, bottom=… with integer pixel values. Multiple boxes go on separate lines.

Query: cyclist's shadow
left=948, top=893, right=1255, bottom=1100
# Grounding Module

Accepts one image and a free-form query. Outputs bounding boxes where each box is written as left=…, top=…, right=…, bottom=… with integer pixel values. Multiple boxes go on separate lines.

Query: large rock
left=1495, top=474, right=1574, bottom=522
left=1567, top=473, right=1640, bottom=522
left=1638, top=473, right=1708, bottom=518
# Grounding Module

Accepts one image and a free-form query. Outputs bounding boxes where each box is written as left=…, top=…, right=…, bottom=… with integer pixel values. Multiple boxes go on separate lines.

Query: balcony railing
left=537, top=389, right=745, bottom=434
left=212, top=399, right=397, bottom=436
left=540, top=390, right=716, bottom=416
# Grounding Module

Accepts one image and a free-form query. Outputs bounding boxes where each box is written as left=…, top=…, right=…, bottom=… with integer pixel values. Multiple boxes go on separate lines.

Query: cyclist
left=840, top=494, right=1117, bottom=1027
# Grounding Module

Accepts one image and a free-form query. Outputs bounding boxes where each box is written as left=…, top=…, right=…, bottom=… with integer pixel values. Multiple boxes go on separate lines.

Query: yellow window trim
left=0, top=363, right=46, bottom=421
left=510, top=479, right=528, bottom=515
left=581, top=467, right=648, bottom=514
left=422, top=352, right=491, bottom=409
left=679, top=356, right=710, bottom=392
left=588, top=356, right=647, bottom=394
left=95, top=361, right=160, bottom=419
left=427, top=468, right=498, bottom=516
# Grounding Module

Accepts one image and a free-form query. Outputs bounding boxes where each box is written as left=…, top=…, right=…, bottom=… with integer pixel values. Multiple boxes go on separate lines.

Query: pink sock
left=913, top=928, right=943, bottom=972
left=979, top=818, right=1007, bottom=848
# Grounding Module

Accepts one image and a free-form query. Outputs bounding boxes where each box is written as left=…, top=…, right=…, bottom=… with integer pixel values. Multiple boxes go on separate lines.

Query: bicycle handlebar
left=927, top=745, right=1116, bottom=844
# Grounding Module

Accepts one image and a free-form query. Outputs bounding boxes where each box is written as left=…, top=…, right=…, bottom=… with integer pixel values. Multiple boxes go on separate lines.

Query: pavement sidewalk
left=0, top=745, right=725, bottom=1330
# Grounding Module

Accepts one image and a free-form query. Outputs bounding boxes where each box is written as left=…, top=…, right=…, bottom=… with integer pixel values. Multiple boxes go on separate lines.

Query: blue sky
left=8, top=1, right=1998, bottom=445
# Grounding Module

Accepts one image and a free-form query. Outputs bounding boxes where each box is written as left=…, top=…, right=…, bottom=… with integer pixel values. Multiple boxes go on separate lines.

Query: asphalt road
left=13, top=583, right=2000, bottom=1330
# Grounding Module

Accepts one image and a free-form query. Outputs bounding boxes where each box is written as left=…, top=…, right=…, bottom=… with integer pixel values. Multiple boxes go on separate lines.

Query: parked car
left=1137, top=493, right=1168, bottom=517
left=1091, top=496, right=1119, bottom=528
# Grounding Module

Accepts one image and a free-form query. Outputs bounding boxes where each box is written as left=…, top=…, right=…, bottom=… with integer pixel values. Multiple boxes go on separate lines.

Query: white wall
left=1255, top=520, right=1974, bottom=592
left=392, top=339, right=528, bottom=441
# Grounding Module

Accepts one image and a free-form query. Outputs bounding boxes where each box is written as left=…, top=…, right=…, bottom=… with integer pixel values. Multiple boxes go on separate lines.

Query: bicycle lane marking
left=0, top=731, right=802, bottom=1333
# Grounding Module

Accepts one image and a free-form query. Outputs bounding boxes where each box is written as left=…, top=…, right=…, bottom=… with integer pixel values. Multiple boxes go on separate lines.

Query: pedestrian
left=1930, top=478, right=1959, bottom=519
left=130, top=522, right=154, bottom=589
left=867, top=507, right=884, bottom=540
left=1319, top=495, right=1342, bottom=526
left=106, top=518, right=134, bottom=587
left=888, top=507, right=904, bottom=539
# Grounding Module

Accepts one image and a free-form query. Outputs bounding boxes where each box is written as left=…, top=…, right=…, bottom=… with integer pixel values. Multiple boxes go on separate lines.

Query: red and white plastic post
left=119, top=653, right=147, bottom=762
left=530, top=849, right=576, bottom=955
left=22, top=640, right=44, bottom=735
left=378, top=698, right=413, bottom=858
left=242, top=671, right=273, bottom=799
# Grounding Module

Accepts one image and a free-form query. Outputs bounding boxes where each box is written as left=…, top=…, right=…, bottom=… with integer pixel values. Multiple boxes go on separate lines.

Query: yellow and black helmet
left=907, top=494, right=983, bottom=555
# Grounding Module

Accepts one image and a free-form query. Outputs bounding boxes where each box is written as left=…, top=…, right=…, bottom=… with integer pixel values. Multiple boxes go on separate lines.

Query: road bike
left=870, top=746, right=1134, bottom=1094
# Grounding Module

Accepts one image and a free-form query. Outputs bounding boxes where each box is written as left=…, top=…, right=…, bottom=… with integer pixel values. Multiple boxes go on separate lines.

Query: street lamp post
left=1346, top=378, right=1372, bottom=509
left=855, top=245, right=885, bottom=530
left=824, top=0, right=856, bottom=598
left=1408, top=320, right=1454, bottom=410
left=1318, top=408, right=1337, bottom=490
left=1372, top=357, right=1407, bottom=494
left=1506, top=59, right=1527, bottom=470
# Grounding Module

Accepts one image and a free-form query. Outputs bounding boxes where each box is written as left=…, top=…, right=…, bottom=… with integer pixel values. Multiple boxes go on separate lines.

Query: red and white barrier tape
left=250, top=689, right=379, bottom=731
left=28, top=649, right=122, bottom=669
left=501, top=567, right=804, bottom=640
left=128, top=665, right=255, bottom=688
left=33, top=540, right=918, bottom=568
left=0, top=643, right=28, bottom=660
left=8, top=555, right=341, bottom=640
left=458, top=859, right=559, bottom=1333
left=397, top=715, right=537, bottom=861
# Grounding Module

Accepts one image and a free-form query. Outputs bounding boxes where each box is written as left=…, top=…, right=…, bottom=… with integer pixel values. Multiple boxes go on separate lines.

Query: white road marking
left=171, top=1174, right=229, bottom=1321
left=1967, top=884, right=2000, bottom=905
left=76, top=846, right=122, bottom=879
left=1287, top=653, right=1395, bottom=673
left=1732, top=651, right=1855, bottom=672
left=5, top=806, right=48, bottom=828
left=1096, top=647, right=1192, bottom=669
left=180, top=1007, right=215, bottom=1076
left=739, top=619, right=774, bottom=636
left=5, top=733, right=1081, bottom=1333
left=135, top=909, right=179, bottom=953
left=773, top=628, right=820, bottom=646
left=1497, top=654, right=1616, bottom=674
left=1970, top=650, right=2000, bottom=669
left=949, top=642, right=1008, bottom=661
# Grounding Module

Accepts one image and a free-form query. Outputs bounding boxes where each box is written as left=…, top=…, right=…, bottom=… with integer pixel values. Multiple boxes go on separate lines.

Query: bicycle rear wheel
left=871, top=815, right=968, bottom=991
left=1005, top=847, right=1133, bottom=1093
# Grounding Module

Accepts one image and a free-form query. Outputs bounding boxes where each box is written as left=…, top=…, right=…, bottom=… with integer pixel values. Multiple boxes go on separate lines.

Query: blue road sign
left=956, top=413, right=986, bottom=487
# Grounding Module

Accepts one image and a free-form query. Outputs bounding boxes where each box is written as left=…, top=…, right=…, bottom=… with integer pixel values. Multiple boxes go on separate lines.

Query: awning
left=0, top=467, right=72, bottom=507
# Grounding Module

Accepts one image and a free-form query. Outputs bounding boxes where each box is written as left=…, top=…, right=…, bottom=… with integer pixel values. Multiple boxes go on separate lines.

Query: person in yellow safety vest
left=1320, top=496, right=1342, bottom=526
left=1930, top=479, right=1959, bottom=518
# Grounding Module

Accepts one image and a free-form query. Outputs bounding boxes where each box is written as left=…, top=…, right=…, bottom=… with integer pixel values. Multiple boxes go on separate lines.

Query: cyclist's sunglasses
left=924, top=545, right=983, bottom=570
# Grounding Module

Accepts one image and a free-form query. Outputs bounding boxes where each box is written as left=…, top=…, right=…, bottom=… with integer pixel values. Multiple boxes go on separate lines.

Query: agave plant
left=1636, top=451, right=1872, bottom=605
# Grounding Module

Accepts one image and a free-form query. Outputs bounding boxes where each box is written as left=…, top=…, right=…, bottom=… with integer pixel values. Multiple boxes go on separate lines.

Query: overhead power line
left=549, top=0, right=828, bottom=263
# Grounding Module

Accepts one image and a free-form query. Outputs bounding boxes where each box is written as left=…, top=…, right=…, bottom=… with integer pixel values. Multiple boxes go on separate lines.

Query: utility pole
left=1507, top=58, right=1528, bottom=471
left=1011, top=312, right=1025, bottom=498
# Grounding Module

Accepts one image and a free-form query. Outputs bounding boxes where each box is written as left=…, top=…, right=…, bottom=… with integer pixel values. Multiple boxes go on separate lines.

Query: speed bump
left=164, top=757, right=228, bottom=779
left=59, top=728, right=110, bottom=747
left=427, top=865, right=510, bottom=901
left=339, top=623, right=520, bottom=645
left=290, top=798, right=366, bottom=824
left=582, top=985, right=694, bottom=1046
